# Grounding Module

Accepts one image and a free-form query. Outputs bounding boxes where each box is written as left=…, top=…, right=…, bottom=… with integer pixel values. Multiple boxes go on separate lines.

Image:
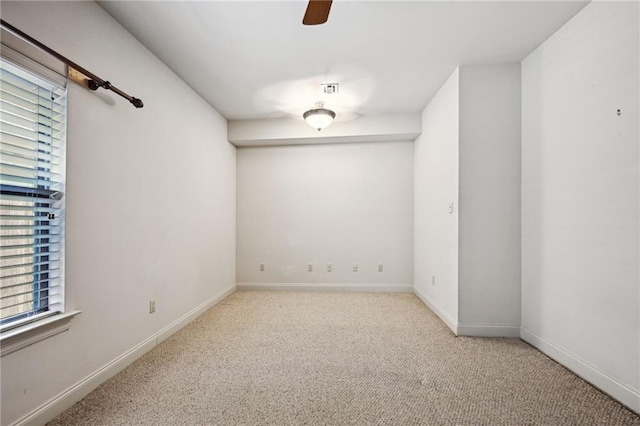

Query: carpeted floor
left=49, top=291, right=640, bottom=425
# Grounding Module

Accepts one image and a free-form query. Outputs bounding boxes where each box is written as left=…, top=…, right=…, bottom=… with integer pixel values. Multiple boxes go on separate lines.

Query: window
left=0, top=58, right=67, bottom=329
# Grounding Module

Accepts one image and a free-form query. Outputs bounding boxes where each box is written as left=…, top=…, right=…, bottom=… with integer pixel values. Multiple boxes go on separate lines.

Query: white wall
left=414, top=64, right=521, bottom=337
left=458, top=64, right=521, bottom=333
left=413, top=69, right=460, bottom=329
left=236, top=142, right=414, bottom=290
left=521, top=1, right=639, bottom=411
left=0, top=2, right=236, bottom=425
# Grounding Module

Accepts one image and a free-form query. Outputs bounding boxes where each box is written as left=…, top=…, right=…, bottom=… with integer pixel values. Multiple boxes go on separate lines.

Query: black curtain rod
left=1, top=19, right=143, bottom=108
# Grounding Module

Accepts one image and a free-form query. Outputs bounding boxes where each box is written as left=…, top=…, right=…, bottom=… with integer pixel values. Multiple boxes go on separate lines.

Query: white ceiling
left=99, top=1, right=588, bottom=122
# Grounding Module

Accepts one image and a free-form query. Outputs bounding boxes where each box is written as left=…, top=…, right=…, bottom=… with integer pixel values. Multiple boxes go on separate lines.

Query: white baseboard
left=13, top=283, right=236, bottom=426
left=457, top=324, right=521, bottom=338
left=413, top=286, right=458, bottom=335
left=237, top=282, right=413, bottom=293
left=521, top=327, right=640, bottom=414
left=412, top=288, right=521, bottom=338
left=156, top=284, right=235, bottom=344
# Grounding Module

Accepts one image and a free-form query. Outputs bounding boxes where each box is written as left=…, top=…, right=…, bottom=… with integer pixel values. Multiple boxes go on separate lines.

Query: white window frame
left=0, top=27, right=80, bottom=357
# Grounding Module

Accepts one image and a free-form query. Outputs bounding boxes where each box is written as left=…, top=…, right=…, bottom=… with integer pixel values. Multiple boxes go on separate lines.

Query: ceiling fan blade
left=303, top=0, right=333, bottom=25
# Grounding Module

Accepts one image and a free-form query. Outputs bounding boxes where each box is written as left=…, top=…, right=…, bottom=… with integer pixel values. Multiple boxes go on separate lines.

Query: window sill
left=0, top=310, right=82, bottom=357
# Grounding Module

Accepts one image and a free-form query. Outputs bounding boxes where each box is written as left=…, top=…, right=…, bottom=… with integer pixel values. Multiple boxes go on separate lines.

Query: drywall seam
left=413, top=287, right=458, bottom=335
left=236, top=283, right=413, bottom=293
left=456, top=324, right=521, bottom=338
left=521, top=327, right=640, bottom=414
left=11, top=284, right=236, bottom=426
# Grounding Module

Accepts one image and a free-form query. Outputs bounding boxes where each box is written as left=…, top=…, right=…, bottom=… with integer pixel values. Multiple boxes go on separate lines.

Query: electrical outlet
left=260, top=263, right=265, bottom=272
left=432, top=276, right=436, bottom=286
left=149, top=300, right=156, bottom=314
left=327, top=263, right=333, bottom=272
left=378, top=263, right=384, bottom=272
left=308, top=263, right=313, bottom=272
left=353, top=264, right=358, bottom=272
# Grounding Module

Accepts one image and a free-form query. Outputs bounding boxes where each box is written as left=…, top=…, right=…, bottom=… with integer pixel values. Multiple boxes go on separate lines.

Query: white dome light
left=303, top=101, right=336, bottom=131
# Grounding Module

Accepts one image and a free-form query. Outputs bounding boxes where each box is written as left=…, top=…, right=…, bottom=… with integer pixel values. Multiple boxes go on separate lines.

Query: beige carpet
left=49, top=291, right=639, bottom=425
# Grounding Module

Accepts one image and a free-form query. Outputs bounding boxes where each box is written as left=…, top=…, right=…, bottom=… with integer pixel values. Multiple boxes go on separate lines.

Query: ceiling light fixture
left=303, top=101, right=336, bottom=131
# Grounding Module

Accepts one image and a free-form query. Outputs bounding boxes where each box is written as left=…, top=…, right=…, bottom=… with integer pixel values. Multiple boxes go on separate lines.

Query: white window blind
left=0, top=57, right=67, bottom=326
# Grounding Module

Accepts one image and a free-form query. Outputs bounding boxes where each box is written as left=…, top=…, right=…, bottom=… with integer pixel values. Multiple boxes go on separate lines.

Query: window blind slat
left=0, top=131, right=55, bottom=153
left=0, top=85, right=62, bottom=114
left=0, top=101, right=62, bottom=128
left=0, top=267, right=61, bottom=283
left=0, top=253, right=61, bottom=276
left=0, top=193, right=62, bottom=204
left=0, top=205, right=56, bottom=214
left=0, top=119, right=62, bottom=142
left=1, top=292, right=61, bottom=312
left=0, top=121, right=43, bottom=141
left=1, top=273, right=61, bottom=289
left=0, top=161, right=60, bottom=179
left=0, top=230, right=61, bottom=240
left=0, top=111, right=62, bottom=135
left=1, top=259, right=60, bottom=273
left=1, top=175, right=61, bottom=190
left=0, top=241, right=61, bottom=251
left=1, top=102, right=64, bottom=129
left=1, top=288, right=60, bottom=305
left=1, top=255, right=59, bottom=266
left=1, top=277, right=61, bottom=292
left=1, top=110, right=51, bottom=133
left=1, top=236, right=61, bottom=246
left=0, top=147, right=62, bottom=165
left=0, top=73, right=64, bottom=107
left=0, top=89, right=63, bottom=118
left=0, top=154, right=61, bottom=174
left=0, top=215, right=38, bottom=221
left=1, top=292, right=59, bottom=312
left=0, top=221, right=60, bottom=228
